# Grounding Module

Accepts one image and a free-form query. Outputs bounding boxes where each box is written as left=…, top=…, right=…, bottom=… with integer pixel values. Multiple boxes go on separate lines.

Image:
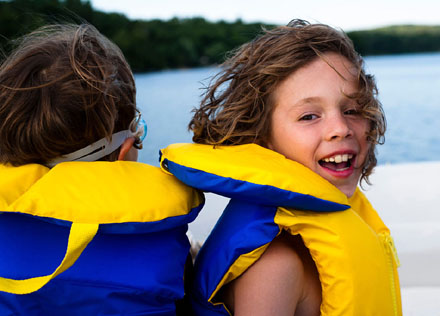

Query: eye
left=344, top=108, right=360, bottom=116
left=299, top=113, right=319, bottom=121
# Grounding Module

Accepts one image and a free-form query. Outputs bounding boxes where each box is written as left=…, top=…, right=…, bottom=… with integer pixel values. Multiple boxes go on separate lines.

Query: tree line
left=1, top=0, right=440, bottom=72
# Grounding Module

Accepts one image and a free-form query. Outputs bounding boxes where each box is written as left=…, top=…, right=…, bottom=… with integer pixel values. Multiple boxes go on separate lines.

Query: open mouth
left=319, top=154, right=354, bottom=172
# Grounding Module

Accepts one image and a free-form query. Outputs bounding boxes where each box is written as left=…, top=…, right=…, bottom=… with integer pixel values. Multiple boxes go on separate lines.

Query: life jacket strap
left=0, top=222, right=99, bottom=294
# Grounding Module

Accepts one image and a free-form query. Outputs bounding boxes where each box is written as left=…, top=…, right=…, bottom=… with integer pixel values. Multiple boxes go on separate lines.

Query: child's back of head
left=0, top=23, right=138, bottom=166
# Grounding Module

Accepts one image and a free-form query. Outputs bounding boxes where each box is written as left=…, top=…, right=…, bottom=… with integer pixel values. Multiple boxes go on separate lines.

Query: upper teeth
left=323, top=154, right=353, bottom=163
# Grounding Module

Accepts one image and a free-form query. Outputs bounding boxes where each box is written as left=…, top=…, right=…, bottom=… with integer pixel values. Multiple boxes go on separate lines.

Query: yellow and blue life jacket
left=0, top=161, right=204, bottom=316
left=160, top=143, right=402, bottom=316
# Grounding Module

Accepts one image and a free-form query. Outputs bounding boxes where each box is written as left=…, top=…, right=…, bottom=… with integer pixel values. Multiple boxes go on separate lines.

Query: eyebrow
left=293, top=97, right=322, bottom=108
left=292, top=94, right=358, bottom=111
left=299, top=97, right=321, bottom=103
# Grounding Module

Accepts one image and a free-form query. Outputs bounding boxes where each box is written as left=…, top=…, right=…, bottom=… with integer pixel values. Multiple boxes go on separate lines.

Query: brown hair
left=190, top=19, right=386, bottom=184
left=0, top=23, right=137, bottom=166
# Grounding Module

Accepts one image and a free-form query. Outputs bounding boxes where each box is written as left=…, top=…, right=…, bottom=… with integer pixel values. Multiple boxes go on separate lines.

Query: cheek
left=355, top=120, right=372, bottom=165
left=268, top=109, right=312, bottom=163
left=268, top=121, right=294, bottom=153
left=269, top=129, right=312, bottom=164
left=354, top=118, right=370, bottom=141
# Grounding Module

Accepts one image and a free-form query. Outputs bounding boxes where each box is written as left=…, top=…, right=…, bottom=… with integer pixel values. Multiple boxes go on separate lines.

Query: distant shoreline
left=1, top=0, right=440, bottom=72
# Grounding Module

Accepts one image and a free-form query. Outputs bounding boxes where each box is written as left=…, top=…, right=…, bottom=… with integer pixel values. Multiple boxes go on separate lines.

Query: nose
left=325, top=113, right=353, bottom=141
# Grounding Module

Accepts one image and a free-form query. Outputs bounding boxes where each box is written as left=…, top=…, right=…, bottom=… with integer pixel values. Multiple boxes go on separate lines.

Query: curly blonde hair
left=190, top=19, right=385, bottom=184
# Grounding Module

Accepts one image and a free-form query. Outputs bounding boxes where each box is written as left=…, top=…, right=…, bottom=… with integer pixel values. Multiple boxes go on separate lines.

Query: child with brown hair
left=160, top=19, right=402, bottom=315
left=0, top=24, right=203, bottom=315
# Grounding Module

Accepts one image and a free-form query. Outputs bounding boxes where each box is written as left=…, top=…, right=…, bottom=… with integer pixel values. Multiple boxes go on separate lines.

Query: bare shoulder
left=288, top=234, right=322, bottom=316
left=222, top=232, right=321, bottom=316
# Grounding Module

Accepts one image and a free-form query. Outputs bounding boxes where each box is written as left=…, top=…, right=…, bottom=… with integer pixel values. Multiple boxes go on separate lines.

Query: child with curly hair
left=160, top=19, right=401, bottom=315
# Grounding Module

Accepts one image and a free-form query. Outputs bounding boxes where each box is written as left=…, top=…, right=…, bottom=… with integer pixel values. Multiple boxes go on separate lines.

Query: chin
left=338, top=185, right=357, bottom=198
left=319, top=173, right=358, bottom=198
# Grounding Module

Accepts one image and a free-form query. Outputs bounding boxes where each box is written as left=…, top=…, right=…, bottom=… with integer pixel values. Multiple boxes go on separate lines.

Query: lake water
left=135, top=52, right=440, bottom=166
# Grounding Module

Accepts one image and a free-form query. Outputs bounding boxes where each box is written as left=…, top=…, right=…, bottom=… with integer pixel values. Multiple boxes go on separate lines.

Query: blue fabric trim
left=165, top=159, right=349, bottom=212
left=8, top=200, right=204, bottom=234
left=98, top=200, right=203, bottom=233
left=191, top=200, right=280, bottom=314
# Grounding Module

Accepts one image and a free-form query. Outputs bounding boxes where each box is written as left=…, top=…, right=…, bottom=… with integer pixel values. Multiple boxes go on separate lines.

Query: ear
left=118, top=137, right=136, bottom=161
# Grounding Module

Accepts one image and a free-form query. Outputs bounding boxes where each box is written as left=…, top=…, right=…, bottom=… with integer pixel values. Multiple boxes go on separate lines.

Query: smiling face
left=268, top=53, right=370, bottom=197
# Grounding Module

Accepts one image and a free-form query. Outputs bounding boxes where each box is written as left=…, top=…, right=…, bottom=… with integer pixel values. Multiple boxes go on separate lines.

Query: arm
left=222, top=233, right=321, bottom=316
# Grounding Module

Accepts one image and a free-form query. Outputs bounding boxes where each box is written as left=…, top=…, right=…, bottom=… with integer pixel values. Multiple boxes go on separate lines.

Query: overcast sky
left=90, top=0, right=439, bottom=31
